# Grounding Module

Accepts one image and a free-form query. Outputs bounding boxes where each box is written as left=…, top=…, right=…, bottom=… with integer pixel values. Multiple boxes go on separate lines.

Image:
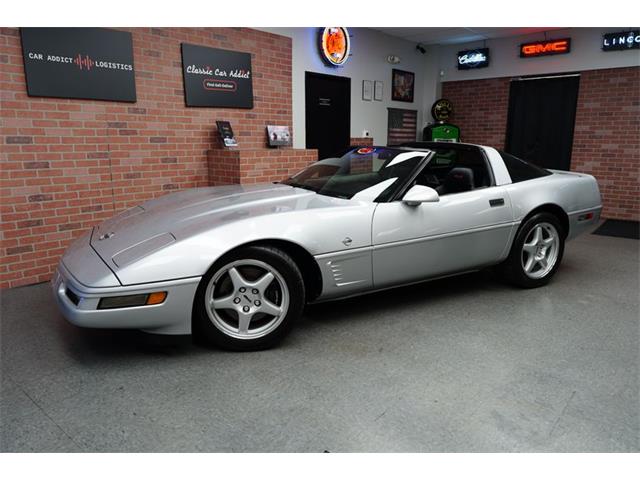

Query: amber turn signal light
left=98, top=291, right=167, bottom=309
left=146, top=291, right=167, bottom=305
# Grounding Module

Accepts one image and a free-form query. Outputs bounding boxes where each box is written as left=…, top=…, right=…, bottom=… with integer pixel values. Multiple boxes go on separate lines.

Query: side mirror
left=402, top=185, right=440, bottom=206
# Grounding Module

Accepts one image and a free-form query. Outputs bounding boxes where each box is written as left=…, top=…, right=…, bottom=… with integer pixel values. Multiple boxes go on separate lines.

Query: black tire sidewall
left=504, top=212, right=566, bottom=288
left=193, top=245, right=305, bottom=351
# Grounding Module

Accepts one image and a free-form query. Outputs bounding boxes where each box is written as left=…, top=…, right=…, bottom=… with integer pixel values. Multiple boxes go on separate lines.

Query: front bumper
left=52, top=262, right=201, bottom=335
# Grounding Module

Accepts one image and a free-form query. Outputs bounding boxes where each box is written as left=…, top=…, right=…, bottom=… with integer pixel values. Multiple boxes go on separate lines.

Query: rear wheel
left=193, top=246, right=305, bottom=350
left=497, top=212, right=565, bottom=288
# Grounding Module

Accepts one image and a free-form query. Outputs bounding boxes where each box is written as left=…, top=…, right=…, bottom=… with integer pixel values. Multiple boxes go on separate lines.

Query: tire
left=193, top=245, right=305, bottom=351
left=497, top=212, right=566, bottom=288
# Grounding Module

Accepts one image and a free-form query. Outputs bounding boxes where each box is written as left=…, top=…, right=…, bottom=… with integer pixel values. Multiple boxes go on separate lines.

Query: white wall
left=258, top=27, right=638, bottom=149
left=437, top=27, right=640, bottom=83
left=259, top=27, right=440, bottom=148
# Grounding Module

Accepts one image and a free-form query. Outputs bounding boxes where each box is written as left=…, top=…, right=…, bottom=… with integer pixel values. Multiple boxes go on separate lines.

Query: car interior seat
left=436, top=167, right=475, bottom=195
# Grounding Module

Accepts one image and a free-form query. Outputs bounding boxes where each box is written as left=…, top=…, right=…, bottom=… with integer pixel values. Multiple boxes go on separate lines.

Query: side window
left=499, top=151, right=552, bottom=183
left=414, top=147, right=492, bottom=195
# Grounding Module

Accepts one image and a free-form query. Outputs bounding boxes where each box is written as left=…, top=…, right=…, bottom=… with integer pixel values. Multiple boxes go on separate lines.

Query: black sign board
left=20, top=28, right=136, bottom=102
left=457, top=48, right=490, bottom=70
left=602, top=30, right=640, bottom=51
left=181, top=43, right=253, bottom=108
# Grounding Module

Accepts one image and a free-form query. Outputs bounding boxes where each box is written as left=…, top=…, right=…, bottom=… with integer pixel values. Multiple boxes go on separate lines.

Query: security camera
left=416, top=44, right=426, bottom=54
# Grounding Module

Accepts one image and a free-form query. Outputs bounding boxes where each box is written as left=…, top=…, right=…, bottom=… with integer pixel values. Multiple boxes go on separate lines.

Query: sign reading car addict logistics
left=602, top=30, right=640, bottom=51
left=20, top=28, right=136, bottom=102
left=520, top=38, right=571, bottom=58
left=457, top=48, right=490, bottom=70
left=181, top=43, right=253, bottom=108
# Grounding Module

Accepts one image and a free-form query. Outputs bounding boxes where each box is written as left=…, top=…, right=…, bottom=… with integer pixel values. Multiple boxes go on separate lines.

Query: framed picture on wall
left=266, top=125, right=291, bottom=147
left=362, top=80, right=373, bottom=101
left=392, top=69, right=415, bottom=103
left=373, top=80, right=384, bottom=102
left=374, top=80, right=383, bottom=101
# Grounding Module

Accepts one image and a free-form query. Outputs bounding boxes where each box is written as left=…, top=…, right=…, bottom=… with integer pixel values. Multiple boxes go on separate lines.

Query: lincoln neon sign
left=520, top=38, right=571, bottom=58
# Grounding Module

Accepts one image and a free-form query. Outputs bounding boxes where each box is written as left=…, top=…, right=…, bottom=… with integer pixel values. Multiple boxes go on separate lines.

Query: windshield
left=281, top=147, right=429, bottom=201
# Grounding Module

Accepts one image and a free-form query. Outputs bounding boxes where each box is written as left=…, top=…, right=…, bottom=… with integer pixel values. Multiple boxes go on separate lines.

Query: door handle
left=489, top=198, right=505, bottom=207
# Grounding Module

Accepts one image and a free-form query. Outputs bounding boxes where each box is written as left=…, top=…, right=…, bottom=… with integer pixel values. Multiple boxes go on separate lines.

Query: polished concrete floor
left=1, top=233, right=638, bottom=452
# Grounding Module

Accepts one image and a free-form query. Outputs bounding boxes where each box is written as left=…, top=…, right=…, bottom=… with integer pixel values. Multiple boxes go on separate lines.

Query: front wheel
left=497, top=212, right=565, bottom=288
left=193, top=246, right=305, bottom=350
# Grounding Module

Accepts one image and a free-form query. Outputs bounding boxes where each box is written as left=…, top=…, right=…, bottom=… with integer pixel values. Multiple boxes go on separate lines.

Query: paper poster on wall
left=20, top=28, right=136, bottom=102
left=181, top=43, right=253, bottom=108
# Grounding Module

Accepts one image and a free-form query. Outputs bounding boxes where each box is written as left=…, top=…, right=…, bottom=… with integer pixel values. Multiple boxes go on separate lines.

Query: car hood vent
left=111, top=232, right=176, bottom=268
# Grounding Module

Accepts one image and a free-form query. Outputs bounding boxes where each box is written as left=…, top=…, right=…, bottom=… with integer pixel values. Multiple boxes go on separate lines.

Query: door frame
left=304, top=71, right=352, bottom=154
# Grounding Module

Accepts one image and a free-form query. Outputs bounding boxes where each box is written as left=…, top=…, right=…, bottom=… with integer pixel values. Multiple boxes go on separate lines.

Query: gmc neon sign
left=520, top=38, right=571, bottom=58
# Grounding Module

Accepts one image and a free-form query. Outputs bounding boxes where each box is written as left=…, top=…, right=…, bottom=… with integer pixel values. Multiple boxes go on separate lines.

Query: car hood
left=91, top=183, right=326, bottom=270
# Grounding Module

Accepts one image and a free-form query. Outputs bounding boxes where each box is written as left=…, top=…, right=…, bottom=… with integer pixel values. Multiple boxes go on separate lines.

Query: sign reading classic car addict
left=20, top=28, right=136, bottom=102
left=181, top=43, right=253, bottom=108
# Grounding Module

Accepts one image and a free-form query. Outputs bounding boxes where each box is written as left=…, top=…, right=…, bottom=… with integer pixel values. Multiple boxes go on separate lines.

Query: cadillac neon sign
left=520, top=38, right=571, bottom=58
left=457, top=48, right=490, bottom=69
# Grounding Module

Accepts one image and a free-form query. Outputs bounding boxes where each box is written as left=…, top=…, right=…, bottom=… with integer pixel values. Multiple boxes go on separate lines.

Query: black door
left=305, top=72, right=351, bottom=159
left=505, top=75, right=580, bottom=171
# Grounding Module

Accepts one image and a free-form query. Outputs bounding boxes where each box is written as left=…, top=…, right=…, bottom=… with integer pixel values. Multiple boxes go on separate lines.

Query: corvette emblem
left=356, top=147, right=375, bottom=155
left=98, top=232, right=115, bottom=240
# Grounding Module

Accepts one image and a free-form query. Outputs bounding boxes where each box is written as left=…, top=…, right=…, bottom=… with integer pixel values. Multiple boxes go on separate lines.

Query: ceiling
left=372, top=27, right=566, bottom=46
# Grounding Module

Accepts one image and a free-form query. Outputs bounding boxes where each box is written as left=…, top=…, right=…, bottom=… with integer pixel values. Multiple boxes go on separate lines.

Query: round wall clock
left=319, top=27, right=351, bottom=67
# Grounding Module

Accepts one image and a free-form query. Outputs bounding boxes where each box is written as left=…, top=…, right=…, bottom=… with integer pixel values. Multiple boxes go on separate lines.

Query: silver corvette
left=53, top=142, right=602, bottom=350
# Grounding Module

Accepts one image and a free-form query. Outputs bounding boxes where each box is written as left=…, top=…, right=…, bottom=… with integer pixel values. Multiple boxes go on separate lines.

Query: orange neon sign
left=320, top=27, right=351, bottom=66
left=520, top=38, right=571, bottom=57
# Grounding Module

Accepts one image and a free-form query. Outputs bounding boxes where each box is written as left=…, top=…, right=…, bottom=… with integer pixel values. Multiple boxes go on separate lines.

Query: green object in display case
left=423, top=122, right=460, bottom=142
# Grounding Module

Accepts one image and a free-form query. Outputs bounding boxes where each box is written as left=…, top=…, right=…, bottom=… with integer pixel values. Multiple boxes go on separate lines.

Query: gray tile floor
left=1, top=233, right=638, bottom=452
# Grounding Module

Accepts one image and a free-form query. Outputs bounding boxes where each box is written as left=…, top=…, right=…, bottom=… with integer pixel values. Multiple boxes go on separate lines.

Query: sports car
left=52, top=142, right=602, bottom=350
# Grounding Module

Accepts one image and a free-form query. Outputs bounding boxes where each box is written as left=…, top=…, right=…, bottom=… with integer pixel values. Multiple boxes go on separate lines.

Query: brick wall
left=441, top=77, right=511, bottom=148
left=571, top=68, right=639, bottom=221
left=350, top=137, right=374, bottom=146
left=0, top=27, right=299, bottom=288
left=442, top=66, right=639, bottom=221
left=208, top=149, right=317, bottom=185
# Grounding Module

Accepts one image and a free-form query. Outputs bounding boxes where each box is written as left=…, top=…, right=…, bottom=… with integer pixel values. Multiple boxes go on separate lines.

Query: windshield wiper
left=316, top=190, right=350, bottom=199
left=282, top=181, right=319, bottom=193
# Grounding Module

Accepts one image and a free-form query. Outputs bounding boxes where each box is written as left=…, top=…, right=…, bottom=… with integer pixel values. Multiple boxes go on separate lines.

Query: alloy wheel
left=204, top=259, right=290, bottom=340
left=521, top=222, right=560, bottom=279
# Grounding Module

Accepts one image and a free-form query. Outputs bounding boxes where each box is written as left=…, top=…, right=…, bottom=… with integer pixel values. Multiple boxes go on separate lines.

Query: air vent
left=65, top=288, right=80, bottom=305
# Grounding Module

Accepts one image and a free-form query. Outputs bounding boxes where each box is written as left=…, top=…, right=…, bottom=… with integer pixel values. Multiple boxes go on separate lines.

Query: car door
left=371, top=148, right=515, bottom=289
